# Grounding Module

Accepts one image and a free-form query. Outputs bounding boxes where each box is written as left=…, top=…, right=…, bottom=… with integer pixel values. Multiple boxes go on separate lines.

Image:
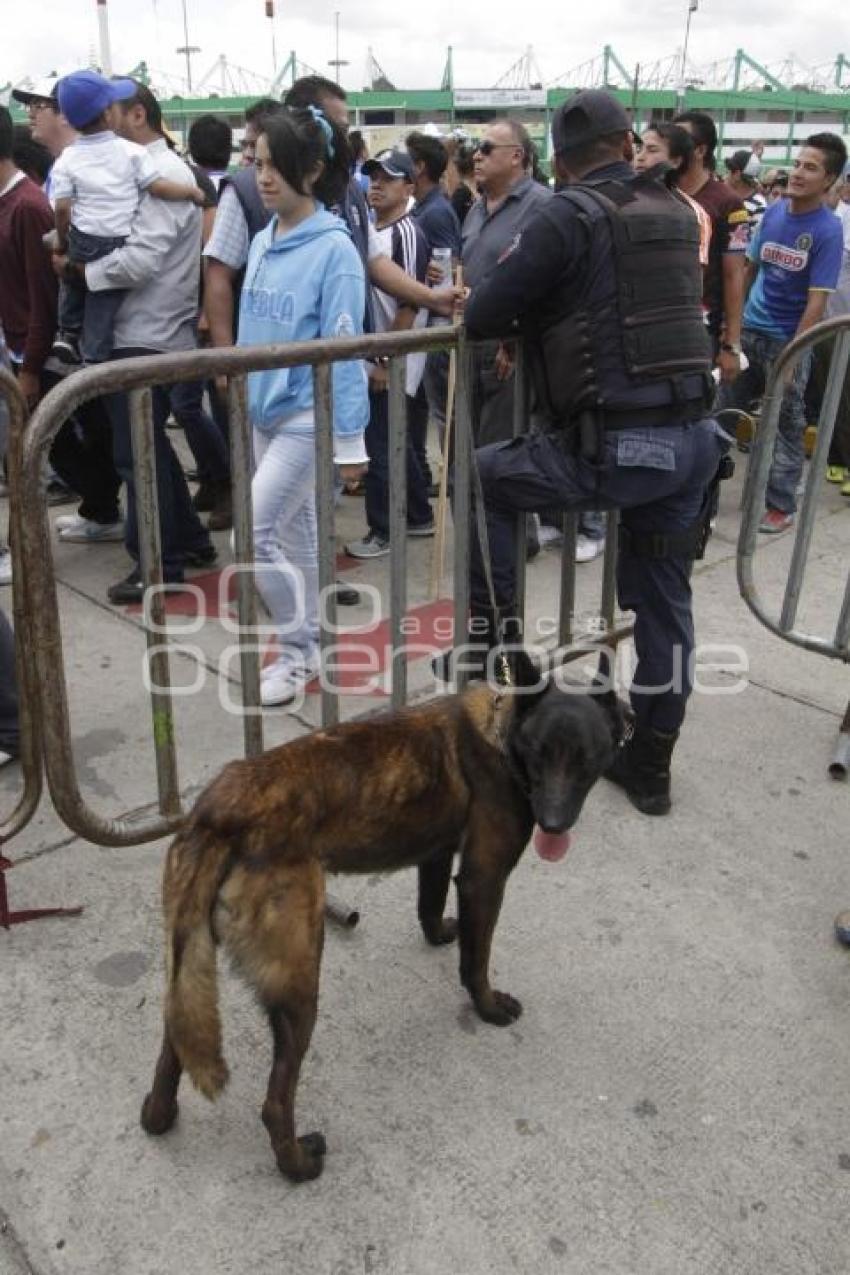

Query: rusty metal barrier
left=737, top=313, right=850, bottom=776
left=0, top=369, right=81, bottom=927
left=4, top=327, right=629, bottom=864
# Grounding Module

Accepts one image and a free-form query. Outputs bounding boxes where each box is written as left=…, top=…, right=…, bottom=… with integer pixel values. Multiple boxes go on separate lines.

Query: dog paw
left=278, top=1132, right=326, bottom=1183
left=474, top=989, right=524, bottom=1026
left=422, top=917, right=458, bottom=946
left=140, top=1092, right=179, bottom=1136
left=298, top=1130, right=327, bottom=1158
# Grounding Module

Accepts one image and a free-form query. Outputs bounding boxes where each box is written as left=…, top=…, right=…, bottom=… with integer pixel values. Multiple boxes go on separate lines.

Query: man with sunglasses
left=455, top=90, right=729, bottom=817
left=461, top=119, right=551, bottom=447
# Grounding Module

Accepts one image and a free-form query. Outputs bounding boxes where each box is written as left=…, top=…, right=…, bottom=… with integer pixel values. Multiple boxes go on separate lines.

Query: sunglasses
left=475, top=140, right=521, bottom=157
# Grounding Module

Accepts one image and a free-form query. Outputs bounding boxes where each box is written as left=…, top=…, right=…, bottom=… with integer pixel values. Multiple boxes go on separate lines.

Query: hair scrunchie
left=306, top=104, right=336, bottom=160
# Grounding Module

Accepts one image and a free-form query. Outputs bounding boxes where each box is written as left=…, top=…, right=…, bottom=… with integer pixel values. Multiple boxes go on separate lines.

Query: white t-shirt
left=50, top=131, right=160, bottom=238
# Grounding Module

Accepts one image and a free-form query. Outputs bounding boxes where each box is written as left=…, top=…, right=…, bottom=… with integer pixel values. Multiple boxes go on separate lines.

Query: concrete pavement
left=1, top=450, right=849, bottom=1275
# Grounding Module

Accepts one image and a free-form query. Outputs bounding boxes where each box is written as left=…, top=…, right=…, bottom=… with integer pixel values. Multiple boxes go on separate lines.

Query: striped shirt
left=370, top=211, right=429, bottom=394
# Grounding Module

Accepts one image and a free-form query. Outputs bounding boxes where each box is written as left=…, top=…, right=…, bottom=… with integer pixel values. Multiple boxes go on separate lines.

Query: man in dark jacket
left=457, top=90, right=730, bottom=816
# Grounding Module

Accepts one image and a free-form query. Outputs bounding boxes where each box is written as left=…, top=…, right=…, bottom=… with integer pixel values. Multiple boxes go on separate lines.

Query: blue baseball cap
left=57, top=70, right=138, bottom=129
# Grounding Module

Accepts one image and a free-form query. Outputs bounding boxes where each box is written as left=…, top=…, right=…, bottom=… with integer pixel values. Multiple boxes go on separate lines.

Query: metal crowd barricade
left=2, top=327, right=628, bottom=875
left=737, top=314, right=850, bottom=777
left=0, top=369, right=81, bottom=926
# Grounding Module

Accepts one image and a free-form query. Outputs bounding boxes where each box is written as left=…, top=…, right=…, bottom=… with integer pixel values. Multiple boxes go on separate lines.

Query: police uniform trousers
left=470, top=419, right=730, bottom=735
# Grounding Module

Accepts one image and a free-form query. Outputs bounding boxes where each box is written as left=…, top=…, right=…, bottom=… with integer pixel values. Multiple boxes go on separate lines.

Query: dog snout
left=534, top=797, right=577, bottom=834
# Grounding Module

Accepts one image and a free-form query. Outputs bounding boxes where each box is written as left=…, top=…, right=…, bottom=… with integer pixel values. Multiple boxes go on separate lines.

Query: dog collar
left=494, top=652, right=513, bottom=688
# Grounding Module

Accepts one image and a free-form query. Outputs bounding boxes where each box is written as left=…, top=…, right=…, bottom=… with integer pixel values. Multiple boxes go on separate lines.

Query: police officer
left=461, top=89, right=730, bottom=816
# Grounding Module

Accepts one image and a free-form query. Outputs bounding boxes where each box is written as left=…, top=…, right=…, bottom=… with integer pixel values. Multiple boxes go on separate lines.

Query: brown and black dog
left=140, top=658, right=615, bottom=1181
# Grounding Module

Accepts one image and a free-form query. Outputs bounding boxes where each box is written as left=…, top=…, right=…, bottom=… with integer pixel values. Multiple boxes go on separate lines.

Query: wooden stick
left=430, top=265, right=464, bottom=599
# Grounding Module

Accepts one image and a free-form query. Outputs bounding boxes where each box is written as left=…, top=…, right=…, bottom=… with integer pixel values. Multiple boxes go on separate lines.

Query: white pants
left=251, top=427, right=319, bottom=667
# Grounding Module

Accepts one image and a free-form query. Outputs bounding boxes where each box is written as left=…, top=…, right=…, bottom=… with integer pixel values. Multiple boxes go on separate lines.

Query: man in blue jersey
left=716, top=132, right=846, bottom=531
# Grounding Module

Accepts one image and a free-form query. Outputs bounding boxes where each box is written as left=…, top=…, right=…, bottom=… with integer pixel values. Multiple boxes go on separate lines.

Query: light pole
left=677, top=0, right=698, bottom=112
left=96, top=0, right=113, bottom=76
left=327, top=11, right=349, bottom=85
left=176, top=0, right=200, bottom=95
left=265, top=0, right=278, bottom=81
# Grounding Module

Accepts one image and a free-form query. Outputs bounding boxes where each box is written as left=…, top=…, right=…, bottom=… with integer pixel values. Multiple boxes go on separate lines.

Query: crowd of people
left=0, top=70, right=848, bottom=798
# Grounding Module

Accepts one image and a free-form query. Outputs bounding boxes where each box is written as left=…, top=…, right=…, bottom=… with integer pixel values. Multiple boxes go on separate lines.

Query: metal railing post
left=779, top=329, right=850, bottom=632
left=558, top=514, right=578, bottom=648
left=0, top=371, right=43, bottom=844
left=388, top=356, right=408, bottom=709
left=227, top=375, right=263, bottom=756
left=512, top=344, right=528, bottom=624
left=313, top=363, right=339, bottom=729
left=452, top=331, right=472, bottom=686
left=129, top=387, right=181, bottom=817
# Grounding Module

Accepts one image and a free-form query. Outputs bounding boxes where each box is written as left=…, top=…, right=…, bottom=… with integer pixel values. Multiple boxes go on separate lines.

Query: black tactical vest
left=534, top=170, right=712, bottom=426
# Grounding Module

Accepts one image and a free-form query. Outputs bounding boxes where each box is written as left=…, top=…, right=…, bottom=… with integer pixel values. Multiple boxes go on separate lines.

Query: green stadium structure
left=4, top=46, right=849, bottom=168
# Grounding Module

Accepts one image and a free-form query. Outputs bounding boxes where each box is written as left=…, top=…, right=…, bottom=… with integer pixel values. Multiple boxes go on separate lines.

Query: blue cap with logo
left=57, top=70, right=138, bottom=130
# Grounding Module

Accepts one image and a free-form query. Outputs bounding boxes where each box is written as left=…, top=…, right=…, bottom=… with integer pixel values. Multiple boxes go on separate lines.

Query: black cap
left=362, top=149, right=415, bottom=181
left=551, top=89, right=631, bottom=154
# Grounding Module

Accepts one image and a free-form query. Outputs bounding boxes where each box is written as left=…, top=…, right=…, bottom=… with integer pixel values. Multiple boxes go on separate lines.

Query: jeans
left=59, top=226, right=127, bottom=363
left=40, top=370, right=121, bottom=523
left=105, top=348, right=213, bottom=579
left=809, top=338, right=850, bottom=468
left=170, top=380, right=230, bottom=485
left=714, top=327, right=813, bottom=515
left=407, top=384, right=433, bottom=488
left=472, top=420, right=729, bottom=734
left=364, top=389, right=433, bottom=539
left=423, top=349, right=450, bottom=434
left=252, top=427, right=319, bottom=666
left=0, top=607, right=19, bottom=757
left=580, top=509, right=606, bottom=540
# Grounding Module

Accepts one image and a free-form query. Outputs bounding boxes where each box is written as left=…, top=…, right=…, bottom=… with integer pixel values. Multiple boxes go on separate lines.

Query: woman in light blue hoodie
left=238, top=108, right=368, bottom=707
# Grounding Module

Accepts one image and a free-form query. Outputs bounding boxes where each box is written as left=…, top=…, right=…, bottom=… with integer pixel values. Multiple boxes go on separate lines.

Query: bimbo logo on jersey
left=760, top=240, right=809, bottom=272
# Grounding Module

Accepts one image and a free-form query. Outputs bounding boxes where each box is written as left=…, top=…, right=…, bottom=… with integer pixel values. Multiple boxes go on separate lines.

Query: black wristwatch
left=720, top=342, right=742, bottom=356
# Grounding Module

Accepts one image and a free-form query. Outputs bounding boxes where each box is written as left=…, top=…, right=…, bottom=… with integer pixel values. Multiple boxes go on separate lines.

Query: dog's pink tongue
left=533, top=826, right=571, bottom=862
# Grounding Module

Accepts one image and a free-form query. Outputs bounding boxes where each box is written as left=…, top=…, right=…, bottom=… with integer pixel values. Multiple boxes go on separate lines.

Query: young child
left=237, top=106, right=368, bottom=708
left=50, top=70, right=203, bottom=363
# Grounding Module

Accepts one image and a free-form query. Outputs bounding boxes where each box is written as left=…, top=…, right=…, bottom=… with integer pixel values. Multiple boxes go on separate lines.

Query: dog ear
left=506, top=648, right=551, bottom=714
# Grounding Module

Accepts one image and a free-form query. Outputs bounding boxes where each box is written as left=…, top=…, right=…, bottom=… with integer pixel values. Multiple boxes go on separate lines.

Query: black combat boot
left=605, top=724, right=679, bottom=816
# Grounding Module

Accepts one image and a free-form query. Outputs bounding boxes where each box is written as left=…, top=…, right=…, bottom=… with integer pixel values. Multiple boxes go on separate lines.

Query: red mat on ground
left=125, top=566, right=454, bottom=697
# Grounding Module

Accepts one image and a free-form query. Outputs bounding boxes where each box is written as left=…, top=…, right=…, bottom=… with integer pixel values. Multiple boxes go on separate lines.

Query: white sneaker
left=57, top=514, right=124, bottom=543
left=260, top=654, right=321, bottom=707
left=0, top=550, right=11, bottom=586
left=538, top=524, right=563, bottom=548
left=345, top=531, right=390, bottom=559
left=0, top=749, right=16, bottom=767
left=575, top=534, right=604, bottom=564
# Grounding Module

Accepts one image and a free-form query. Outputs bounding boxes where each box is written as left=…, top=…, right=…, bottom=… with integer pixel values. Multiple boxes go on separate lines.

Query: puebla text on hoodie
left=237, top=207, right=369, bottom=463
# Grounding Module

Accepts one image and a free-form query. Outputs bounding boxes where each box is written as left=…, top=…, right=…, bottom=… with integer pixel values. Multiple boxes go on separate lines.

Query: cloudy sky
left=3, top=0, right=846, bottom=96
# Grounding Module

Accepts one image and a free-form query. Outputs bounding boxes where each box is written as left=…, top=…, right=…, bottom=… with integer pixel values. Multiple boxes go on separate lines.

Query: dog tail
left=162, top=823, right=233, bottom=1100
